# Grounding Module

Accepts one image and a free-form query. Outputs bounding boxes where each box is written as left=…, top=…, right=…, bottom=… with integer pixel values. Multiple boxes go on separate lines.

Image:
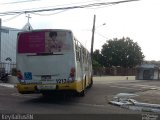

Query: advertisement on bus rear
left=18, top=31, right=71, bottom=54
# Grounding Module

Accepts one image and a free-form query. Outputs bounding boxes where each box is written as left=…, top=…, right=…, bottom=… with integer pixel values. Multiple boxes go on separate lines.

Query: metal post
left=91, top=15, right=96, bottom=62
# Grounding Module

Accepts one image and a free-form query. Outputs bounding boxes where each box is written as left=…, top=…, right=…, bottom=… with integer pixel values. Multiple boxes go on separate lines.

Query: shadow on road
left=19, top=85, right=104, bottom=106
left=23, top=93, right=80, bottom=105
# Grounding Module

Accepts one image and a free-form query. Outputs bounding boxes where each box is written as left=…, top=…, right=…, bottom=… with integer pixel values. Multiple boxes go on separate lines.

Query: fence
left=93, top=66, right=136, bottom=76
left=0, top=62, right=16, bottom=75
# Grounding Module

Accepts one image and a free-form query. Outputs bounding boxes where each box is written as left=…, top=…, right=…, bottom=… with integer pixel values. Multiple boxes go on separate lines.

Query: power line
left=0, top=0, right=100, bottom=16
left=31, top=10, right=69, bottom=16
left=0, top=0, right=42, bottom=5
left=0, top=0, right=98, bottom=17
left=0, top=0, right=140, bottom=16
left=2, top=13, right=23, bottom=22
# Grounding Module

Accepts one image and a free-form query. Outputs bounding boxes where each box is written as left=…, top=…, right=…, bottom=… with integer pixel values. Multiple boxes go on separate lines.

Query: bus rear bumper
left=16, top=81, right=83, bottom=94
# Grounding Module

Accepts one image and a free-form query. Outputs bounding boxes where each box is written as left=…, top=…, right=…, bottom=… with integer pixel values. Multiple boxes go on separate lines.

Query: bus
left=16, top=29, right=93, bottom=96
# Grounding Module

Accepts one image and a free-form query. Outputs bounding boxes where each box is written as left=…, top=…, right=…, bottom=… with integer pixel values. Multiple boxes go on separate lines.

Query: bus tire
left=88, top=78, right=93, bottom=88
left=77, top=79, right=86, bottom=97
left=77, top=89, right=86, bottom=97
left=42, top=93, right=50, bottom=97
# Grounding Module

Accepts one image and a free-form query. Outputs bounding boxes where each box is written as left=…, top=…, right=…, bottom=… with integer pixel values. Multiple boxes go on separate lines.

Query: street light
left=96, top=23, right=106, bottom=29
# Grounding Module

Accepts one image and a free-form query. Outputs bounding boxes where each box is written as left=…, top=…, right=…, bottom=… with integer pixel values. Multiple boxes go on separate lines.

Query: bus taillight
left=70, top=68, right=75, bottom=77
left=17, top=70, right=23, bottom=80
left=68, top=68, right=75, bottom=82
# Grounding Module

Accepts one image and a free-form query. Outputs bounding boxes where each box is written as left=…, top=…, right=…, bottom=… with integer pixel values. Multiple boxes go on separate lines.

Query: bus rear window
left=18, top=31, right=71, bottom=54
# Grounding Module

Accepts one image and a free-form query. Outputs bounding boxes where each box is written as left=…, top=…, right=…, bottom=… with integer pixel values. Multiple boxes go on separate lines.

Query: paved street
left=0, top=77, right=160, bottom=115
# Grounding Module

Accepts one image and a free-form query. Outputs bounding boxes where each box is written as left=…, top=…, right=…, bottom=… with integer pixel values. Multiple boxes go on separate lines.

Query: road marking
left=0, top=83, right=15, bottom=88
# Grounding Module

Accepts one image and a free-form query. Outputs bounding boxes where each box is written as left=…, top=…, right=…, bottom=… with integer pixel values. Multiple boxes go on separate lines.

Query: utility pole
left=91, top=14, right=96, bottom=62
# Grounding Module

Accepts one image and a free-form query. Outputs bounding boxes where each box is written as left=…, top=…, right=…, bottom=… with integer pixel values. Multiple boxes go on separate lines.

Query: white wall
left=154, top=70, right=159, bottom=80
left=1, top=26, right=21, bottom=63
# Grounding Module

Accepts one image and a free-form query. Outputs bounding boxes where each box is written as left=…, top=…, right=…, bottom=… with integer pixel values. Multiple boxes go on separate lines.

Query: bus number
left=56, top=79, right=67, bottom=84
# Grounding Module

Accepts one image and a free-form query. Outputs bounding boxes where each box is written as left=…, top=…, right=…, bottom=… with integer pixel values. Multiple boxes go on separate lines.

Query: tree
left=92, top=49, right=103, bottom=67
left=92, top=50, right=103, bottom=75
left=101, top=37, right=144, bottom=67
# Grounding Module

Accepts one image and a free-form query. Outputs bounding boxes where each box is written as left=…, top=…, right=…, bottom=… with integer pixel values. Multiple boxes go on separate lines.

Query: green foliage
left=93, top=50, right=102, bottom=68
left=92, top=59, right=101, bottom=68
left=99, top=37, right=144, bottom=67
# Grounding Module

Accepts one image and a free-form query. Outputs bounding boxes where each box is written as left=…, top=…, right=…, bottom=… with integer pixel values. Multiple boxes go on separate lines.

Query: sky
left=0, top=0, right=160, bottom=61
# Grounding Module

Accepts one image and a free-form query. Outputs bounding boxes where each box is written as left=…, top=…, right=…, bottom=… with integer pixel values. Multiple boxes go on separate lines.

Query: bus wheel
left=42, top=93, right=50, bottom=97
left=80, top=88, right=87, bottom=97
left=77, top=79, right=86, bottom=97
left=88, top=78, right=93, bottom=88
left=77, top=89, right=86, bottom=97
left=42, top=92, right=54, bottom=98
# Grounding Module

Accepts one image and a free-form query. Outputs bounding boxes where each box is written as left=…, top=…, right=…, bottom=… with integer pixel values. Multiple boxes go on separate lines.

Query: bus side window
left=84, top=49, right=87, bottom=64
left=75, top=42, right=81, bottom=61
left=78, top=46, right=82, bottom=62
left=82, top=47, right=86, bottom=64
left=75, top=44, right=78, bottom=61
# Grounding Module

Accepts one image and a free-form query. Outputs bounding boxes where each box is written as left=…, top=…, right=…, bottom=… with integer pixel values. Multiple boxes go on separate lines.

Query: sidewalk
left=0, top=82, right=15, bottom=88
left=0, top=75, right=17, bottom=88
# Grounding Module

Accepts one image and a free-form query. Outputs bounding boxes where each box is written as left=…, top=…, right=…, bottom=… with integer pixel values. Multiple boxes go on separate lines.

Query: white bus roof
left=18, top=29, right=72, bottom=34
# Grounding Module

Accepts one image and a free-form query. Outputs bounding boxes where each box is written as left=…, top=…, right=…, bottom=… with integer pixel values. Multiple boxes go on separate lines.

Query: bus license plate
left=37, top=85, right=56, bottom=90
left=41, top=75, right=51, bottom=80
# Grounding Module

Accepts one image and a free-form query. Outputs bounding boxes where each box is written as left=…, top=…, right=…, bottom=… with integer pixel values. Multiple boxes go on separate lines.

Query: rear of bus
left=16, top=29, right=79, bottom=95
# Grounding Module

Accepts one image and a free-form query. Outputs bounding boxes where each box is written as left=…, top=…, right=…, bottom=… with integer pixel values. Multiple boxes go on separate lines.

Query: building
left=1, top=26, right=21, bottom=63
left=0, top=17, right=32, bottom=64
left=136, top=64, right=160, bottom=80
left=0, top=26, right=21, bottom=74
left=0, top=17, right=33, bottom=74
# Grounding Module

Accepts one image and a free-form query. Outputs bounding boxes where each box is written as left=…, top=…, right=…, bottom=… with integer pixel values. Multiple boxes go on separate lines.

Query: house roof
left=22, top=22, right=33, bottom=31
left=137, top=64, right=159, bottom=69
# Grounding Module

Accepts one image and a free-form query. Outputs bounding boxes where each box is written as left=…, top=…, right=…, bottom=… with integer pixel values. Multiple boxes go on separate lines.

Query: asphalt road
left=0, top=77, right=160, bottom=119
